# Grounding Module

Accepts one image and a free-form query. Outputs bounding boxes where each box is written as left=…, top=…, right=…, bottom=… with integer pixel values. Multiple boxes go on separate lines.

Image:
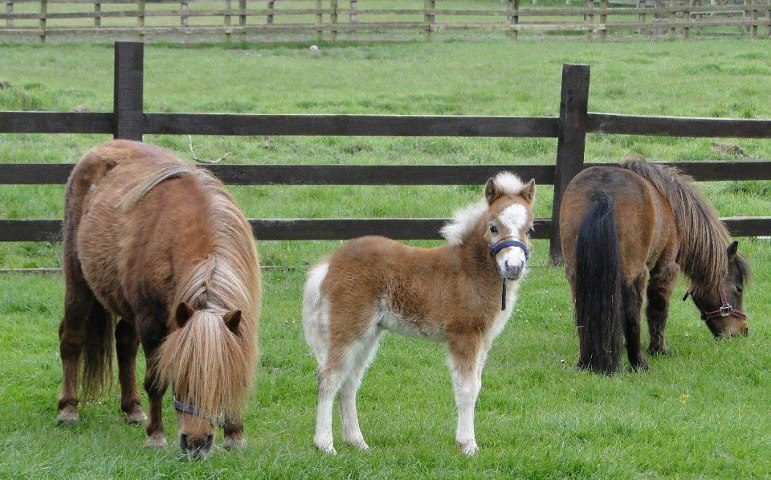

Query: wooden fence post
left=225, top=0, right=232, bottom=43
left=600, top=0, right=608, bottom=40
left=424, top=0, right=435, bottom=41
left=349, top=0, right=357, bottom=23
left=584, top=0, right=593, bottom=40
left=137, top=0, right=145, bottom=42
left=239, top=0, right=246, bottom=39
left=114, top=42, right=144, bottom=141
left=750, top=0, right=758, bottom=37
left=669, top=0, right=676, bottom=37
left=180, top=0, right=189, bottom=27
left=331, top=0, right=338, bottom=41
left=316, top=0, right=323, bottom=42
left=550, top=64, right=590, bottom=265
left=6, top=0, right=13, bottom=28
left=267, top=0, right=274, bottom=24
left=94, top=0, right=101, bottom=27
left=39, top=0, right=46, bottom=43
left=508, top=0, right=519, bottom=39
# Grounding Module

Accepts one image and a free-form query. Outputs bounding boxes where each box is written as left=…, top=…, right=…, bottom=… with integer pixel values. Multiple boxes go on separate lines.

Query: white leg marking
left=339, top=332, right=381, bottom=450
left=448, top=352, right=483, bottom=456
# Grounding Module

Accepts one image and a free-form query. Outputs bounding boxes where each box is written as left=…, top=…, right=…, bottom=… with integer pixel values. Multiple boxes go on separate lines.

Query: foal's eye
left=489, top=225, right=498, bottom=234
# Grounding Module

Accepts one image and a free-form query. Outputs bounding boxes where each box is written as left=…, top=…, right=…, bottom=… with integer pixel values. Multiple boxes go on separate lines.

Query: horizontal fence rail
left=0, top=0, right=769, bottom=42
left=0, top=42, right=769, bottom=266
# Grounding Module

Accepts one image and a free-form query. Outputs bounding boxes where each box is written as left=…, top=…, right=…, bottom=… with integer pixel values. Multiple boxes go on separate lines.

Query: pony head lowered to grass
left=303, top=172, right=536, bottom=456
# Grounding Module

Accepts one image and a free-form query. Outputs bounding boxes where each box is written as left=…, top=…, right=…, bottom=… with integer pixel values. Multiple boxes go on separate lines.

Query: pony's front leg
left=140, top=333, right=168, bottom=448
left=223, top=412, right=246, bottom=450
left=448, top=334, right=483, bottom=456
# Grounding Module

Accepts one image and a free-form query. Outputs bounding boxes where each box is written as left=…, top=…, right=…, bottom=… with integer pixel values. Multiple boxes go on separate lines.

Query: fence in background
left=0, top=0, right=769, bottom=42
left=0, top=42, right=769, bottom=264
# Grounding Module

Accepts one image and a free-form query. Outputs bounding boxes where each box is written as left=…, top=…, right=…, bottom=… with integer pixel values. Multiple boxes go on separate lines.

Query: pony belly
left=375, top=301, right=446, bottom=342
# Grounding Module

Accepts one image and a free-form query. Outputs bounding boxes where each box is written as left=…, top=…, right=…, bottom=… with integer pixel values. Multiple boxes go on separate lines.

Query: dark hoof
left=628, top=360, right=649, bottom=372
left=648, top=345, right=668, bottom=356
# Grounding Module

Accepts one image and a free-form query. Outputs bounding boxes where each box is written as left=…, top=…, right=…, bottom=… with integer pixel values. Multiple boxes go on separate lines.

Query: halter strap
left=489, top=239, right=529, bottom=259
left=489, top=238, right=529, bottom=311
left=173, top=395, right=225, bottom=427
left=683, top=287, right=747, bottom=322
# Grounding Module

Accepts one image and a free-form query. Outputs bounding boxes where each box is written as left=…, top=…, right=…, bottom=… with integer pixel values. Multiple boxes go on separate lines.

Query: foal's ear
left=727, top=241, right=739, bottom=258
left=484, top=178, right=498, bottom=205
left=174, top=302, right=195, bottom=329
left=223, top=310, right=242, bottom=335
left=520, top=179, right=536, bottom=203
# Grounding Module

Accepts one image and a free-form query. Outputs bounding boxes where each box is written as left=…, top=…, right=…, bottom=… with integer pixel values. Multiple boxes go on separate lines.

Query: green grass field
left=0, top=38, right=769, bottom=478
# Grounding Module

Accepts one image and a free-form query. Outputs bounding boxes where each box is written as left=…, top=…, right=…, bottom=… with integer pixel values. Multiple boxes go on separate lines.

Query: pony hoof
left=145, top=434, right=168, bottom=449
left=124, top=407, right=147, bottom=425
left=314, top=440, right=337, bottom=455
left=458, top=440, right=479, bottom=456
left=629, top=361, right=649, bottom=372
left=57, top=408, right=79, bottom=425
left=344, top=438, right=370, bottom=451
left=223, top=436, right=246, bottom=451
left=648, top=345, right=668, bottom=356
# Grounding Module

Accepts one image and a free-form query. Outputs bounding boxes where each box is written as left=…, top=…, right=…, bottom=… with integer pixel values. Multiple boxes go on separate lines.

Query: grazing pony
left=57, top=140, right=260, bottom=458
left=303, top=172, right=536, bottom=456
left=559, top=158, right=750, bottom=375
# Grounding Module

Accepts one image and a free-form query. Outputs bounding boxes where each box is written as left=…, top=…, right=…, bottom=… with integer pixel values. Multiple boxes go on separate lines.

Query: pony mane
left=621, top=159, right=732, bottom=292
left=125, top=163, right=261, bottom=415
left=440, top=171, right=525, bottom=246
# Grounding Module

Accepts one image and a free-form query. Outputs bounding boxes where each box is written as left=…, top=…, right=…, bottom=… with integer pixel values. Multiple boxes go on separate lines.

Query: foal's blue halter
left=489, top=239, right=530, bottom=310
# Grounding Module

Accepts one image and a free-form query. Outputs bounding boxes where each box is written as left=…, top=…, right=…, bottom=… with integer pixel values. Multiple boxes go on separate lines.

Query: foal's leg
left=315, top=335, right=368, bottom=455
left=57, top=280, right=97, bottom=424
left=115, top=319, right=146, bottom=424
left=646, top=263, right=678, bottom=356
left=622, top=272, right=649, bottom=371
left=447, top=333, right=483, bottom=456
left=223, top=411, right=246, bottom=450
left=139, top=323, right=168, bottom=448
left=339, top=331, right=381, bottom=450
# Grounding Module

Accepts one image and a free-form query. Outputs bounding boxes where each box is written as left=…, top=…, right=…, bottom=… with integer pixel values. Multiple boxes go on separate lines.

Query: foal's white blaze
left=494, top=203, right=529, bottom=276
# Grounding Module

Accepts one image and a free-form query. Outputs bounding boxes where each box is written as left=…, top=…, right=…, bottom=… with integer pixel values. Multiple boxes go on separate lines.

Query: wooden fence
left=0, top=0, right=769, bottom=42
left=0, top=42, right=769, bottom=264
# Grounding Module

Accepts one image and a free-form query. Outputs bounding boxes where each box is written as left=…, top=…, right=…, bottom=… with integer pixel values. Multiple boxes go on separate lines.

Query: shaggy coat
left=303, top=172, right=536, bottom=456
left=57, top=140, right=260, bottom=457
left=560, top=158, right=749, bottom=374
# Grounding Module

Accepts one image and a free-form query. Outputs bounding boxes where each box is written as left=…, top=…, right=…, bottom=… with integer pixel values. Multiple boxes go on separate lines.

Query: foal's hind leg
left=622, top=272, right=649, bottom=371
left=57, top=280, right=97, bottom=424
left=339, top=331, right=381, bottom=450
left=646, top=263, right=678, bottom=356
left=115, top=319, right=146, bottom=424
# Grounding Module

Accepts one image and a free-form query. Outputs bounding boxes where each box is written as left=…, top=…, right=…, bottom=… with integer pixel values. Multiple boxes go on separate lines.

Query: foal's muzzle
left=490, top=239, right=529, bottom=280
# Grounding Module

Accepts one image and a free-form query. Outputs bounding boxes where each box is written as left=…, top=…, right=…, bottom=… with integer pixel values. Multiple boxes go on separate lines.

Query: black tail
left=574, top=191, right=623, bottom=375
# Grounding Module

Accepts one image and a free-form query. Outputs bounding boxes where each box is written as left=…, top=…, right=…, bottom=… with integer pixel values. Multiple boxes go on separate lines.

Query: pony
left=302, top=172, right=536, bottom=456
left=57, top=140, right=261, bottom=458
left=559, top=158, right=750, bottom=375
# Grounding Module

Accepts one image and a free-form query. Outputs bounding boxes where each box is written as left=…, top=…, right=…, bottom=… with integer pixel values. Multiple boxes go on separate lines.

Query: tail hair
left=574, top=190, right=623, bottom=375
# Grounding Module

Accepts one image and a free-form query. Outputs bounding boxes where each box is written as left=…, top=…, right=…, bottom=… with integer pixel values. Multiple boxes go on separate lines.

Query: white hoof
left=458, top=440, right=479, bottom=456
left=145, top=433, right=168, bottom=449
left=57, top=407, right=79, bottom=425
left=125, top=408, right=147, bottom=425
left=223, top=435, right=246, bottom=451
left=344, top=437, right=370, bottom=451
left=314, top=437, right=337, bottom=455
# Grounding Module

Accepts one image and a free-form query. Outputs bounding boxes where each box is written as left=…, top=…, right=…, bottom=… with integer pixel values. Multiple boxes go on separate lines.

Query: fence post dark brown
left=113, top=42, right=144, bottom=141
left=549, top=63, right=590, bottom=265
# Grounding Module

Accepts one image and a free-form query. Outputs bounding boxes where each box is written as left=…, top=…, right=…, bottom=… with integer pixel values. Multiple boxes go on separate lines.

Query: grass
left=0, top=38, right=769, bottom=478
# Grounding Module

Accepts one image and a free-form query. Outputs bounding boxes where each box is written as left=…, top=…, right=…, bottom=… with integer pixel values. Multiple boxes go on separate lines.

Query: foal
left=58, top=140, right=260, bottom=457
left=303, top=172, right=536, bottom=456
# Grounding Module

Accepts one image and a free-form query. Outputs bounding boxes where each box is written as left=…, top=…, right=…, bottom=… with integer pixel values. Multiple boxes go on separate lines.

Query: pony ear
left=223, top=310, right=242, bottom=335
left=174, top=302, right=195, bottom=329
left=727, top=241, right=739, bottom=258
left=520, top=179, right=536, bottom=203
left=484, top=178, right=498, bottom=205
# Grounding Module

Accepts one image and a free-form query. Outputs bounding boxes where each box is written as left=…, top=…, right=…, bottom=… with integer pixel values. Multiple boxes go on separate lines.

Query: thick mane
left=621, top=159, right=731, bottom=292
left=440, top=171, right=525, bottom=246
left=125, top=163, right=260, bottom=415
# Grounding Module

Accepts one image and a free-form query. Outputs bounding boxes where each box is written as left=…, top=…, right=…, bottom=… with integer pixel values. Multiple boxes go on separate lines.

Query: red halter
left=684, top=287, right=747, bottom=322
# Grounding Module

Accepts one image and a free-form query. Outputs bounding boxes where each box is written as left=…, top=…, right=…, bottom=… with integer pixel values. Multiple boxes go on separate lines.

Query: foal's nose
left=504, top=260, right=524, bottom=280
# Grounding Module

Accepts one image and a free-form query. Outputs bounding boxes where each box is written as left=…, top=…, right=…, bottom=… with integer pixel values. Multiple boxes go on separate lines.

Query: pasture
left=0, top=38, right=769, bottom=478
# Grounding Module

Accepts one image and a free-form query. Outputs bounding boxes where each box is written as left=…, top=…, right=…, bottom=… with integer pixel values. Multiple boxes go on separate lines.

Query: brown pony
left=57, top=140, right=261, bottom=458
left=560, top=158, right=750, bottom=375
left=303, top=172, right=536, bottom=456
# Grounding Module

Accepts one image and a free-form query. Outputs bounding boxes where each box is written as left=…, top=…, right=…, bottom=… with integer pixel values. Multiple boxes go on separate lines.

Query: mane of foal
left=126, top=164, right=260, bottom=416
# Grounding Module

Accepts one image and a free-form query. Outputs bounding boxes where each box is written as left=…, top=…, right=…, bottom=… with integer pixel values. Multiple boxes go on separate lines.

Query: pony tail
left=79, top=304, right=115, bottom=400
left=574, top=190, right=623, bottom=375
